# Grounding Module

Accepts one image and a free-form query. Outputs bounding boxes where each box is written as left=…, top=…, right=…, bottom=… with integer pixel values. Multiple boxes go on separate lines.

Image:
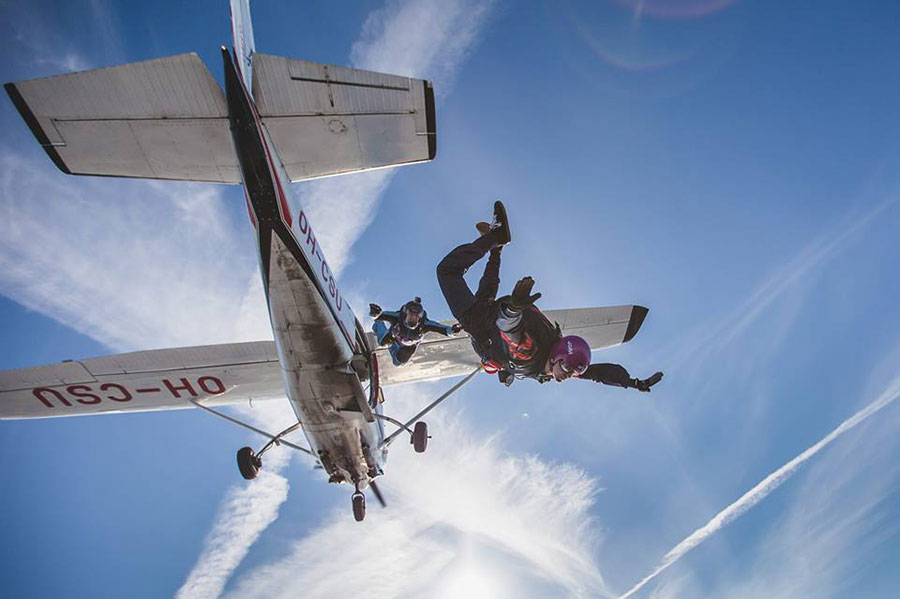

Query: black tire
left=412, top=421, right=428, bottom=453
left=352, top=492, right=366, bottom=522
left=237, top=446, right=260, bottom=480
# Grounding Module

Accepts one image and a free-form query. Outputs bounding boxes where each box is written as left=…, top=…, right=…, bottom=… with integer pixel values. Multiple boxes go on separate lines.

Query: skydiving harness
left=479, top=304, right=563, bottom=383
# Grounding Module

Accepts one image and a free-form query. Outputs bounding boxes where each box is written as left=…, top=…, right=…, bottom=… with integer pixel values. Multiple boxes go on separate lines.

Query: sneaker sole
left=493, top=200, right=511, bottom=245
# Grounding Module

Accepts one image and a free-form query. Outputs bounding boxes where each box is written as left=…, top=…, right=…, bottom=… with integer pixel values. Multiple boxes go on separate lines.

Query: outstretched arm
left=579, top=364, right=664, bottom=392
left=421, top=318, right=458, bottom=337
left=374, top=310, right=400, bottom=325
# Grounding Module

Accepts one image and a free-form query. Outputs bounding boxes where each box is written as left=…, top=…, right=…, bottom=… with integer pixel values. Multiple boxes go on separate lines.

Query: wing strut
left=188, top=398, right=316, bottom=457
left=379, top=367, right=481, bottom=448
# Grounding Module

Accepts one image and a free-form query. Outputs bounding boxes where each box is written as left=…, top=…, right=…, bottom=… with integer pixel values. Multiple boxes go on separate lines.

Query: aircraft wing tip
left=623, top=305, right=649, bottom=343
left=4, top=81, right=72, bottom=175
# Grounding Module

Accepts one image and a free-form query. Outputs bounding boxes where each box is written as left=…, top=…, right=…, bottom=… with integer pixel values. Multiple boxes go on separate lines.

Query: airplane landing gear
left=352, top=483, right=367, bottom=522
left=237, top=446, right=261, bottom=480
left=412, top=421, right=429, bottom=453
left=234, top=421, right=302, bottom=480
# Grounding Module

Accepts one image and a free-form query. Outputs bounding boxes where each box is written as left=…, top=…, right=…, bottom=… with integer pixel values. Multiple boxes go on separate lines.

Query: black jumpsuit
left=436, top=231, right=635, bottom=387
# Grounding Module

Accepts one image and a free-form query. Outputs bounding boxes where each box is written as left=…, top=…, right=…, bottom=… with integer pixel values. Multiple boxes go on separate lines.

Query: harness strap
left=499, top=330, right=536, bottom=360
left=481, top=359, right=504, bottom=374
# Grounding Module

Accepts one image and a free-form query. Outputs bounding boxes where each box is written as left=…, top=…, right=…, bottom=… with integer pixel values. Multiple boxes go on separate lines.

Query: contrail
left=619, top=375, right=900, bottom=599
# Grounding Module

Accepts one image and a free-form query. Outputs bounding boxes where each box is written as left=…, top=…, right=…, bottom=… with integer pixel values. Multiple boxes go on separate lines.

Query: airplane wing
left=0, top=306, right=646, bottom=420
left=4, top=53, right=241, bottom=183
left=0, top=341, right=283, bottom=420
left=252, top=53, right=436, bottom=181
left=376, top=304, right=648, bottom=385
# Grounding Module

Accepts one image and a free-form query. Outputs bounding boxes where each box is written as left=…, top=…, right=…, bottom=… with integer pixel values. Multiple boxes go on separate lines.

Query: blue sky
left=2, top=0, right=900, bottom=597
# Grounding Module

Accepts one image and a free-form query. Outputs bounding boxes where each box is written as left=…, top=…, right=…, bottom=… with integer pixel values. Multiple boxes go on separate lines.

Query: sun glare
left=437, top=558, right=504, bottom=599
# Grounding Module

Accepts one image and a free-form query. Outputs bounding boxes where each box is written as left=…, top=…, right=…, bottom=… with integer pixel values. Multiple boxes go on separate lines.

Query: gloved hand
left=510, top=276, right=541, bottom=310
left=369, top=303, right=382, bottom=318
left=632, top=371, right=664, bottom=392
left=451, top=323, right=463, bottom=334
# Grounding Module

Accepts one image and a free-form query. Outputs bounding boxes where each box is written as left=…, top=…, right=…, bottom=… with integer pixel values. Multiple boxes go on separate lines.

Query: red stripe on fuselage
left=243, top=188, right=257, bottom=228
left=234, top=57, right=292, bottom=228
left=231, top=53, right=354, bottom=351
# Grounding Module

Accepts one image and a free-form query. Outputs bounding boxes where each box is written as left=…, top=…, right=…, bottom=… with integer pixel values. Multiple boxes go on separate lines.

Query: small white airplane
left=0, top=0, right=649, bottom=521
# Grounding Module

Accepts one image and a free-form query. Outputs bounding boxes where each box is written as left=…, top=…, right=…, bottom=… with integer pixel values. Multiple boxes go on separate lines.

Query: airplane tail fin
left=230, top=0, right=256, bottom=91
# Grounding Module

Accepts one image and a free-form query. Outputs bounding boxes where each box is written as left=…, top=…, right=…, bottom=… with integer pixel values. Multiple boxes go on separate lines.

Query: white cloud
left=702, top=344, right=900, bottom=599
left=2, top=2, right=557, bottom=598
left=176, top=466, right=290, bottom=599
left=658, top=196, right=899, bottom=373
left=618, top=374, right=900, bottom=599
left=0, top=150, right=269, bottom=351
left=301, top=0, right=497, bottom=275
left=351, top=0, right=496, bottom=91
left=181, top=1, right=499, bottom=596
left=224, top=387, right=609, bottom=599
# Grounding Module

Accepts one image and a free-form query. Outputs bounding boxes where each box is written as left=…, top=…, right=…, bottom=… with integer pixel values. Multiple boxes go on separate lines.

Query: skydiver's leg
left=436, top=231, right=500, bottom=322
left=372, top=321, right=393, bottom=346
left=475, top=247, right=502, bottom=301
left=390, top=344, right=416, bottom=366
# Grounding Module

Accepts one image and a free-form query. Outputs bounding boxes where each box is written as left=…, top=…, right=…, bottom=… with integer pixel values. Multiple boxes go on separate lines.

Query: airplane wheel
left=352, top=492, right=366, bottom=522
left=237, top=446, right=261, bottom=480
left=412, top=421, right=428, bottom=453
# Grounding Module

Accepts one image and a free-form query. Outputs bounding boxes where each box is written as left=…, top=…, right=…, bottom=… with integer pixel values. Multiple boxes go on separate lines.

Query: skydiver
left=369, top=297, right=461, bottom=366
left=436, top=201, right=664, bottom=390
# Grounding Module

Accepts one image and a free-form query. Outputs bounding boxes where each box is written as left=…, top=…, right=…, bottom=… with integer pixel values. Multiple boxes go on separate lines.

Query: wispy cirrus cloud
left=302, top=0, right=497, bottom=274
left=181, top=1, right=499, bottom=597
left=1, top=2, right=604, bottom=598
left=619, top=374, right=900, bottom=599
left=176, top=451, right=292, bottom=599
left=0, top=151, right=268, bottom=351
left=0, top=146, right=293, bottom=599
left=659, top=195, right=899, bottom=372
left=225, top=388, right=608, bottom=599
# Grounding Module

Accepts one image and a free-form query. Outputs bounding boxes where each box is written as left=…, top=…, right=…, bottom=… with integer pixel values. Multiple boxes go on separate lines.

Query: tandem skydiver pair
left=370, top=201, right=663, bottom=394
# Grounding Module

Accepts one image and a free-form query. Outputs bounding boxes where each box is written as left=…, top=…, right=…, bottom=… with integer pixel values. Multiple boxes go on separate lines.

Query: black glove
left=450, top=323, right=463, bottom=334
left=369, top=303, right=382, bottom=318
left=498, top=370, right=514, bottom=387
left=510, top=276, right=541, bottom=310
left=632, top=371, right=664, bottom=392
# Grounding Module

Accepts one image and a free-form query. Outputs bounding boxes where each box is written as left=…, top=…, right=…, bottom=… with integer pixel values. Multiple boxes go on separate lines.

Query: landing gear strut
left=235, top=421, right=302, bottom=480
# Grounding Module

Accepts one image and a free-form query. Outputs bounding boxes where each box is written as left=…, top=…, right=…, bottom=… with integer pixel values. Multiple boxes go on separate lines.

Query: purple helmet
left=549, top=335, right=591, bottom=375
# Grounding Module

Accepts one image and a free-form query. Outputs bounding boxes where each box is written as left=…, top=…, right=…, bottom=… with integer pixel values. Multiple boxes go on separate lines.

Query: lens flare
left=611, top=0, right=737, bottom=20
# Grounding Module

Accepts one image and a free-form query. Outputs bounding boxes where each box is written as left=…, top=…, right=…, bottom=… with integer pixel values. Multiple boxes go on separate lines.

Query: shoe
left=491, top=200, right=511, bottom=245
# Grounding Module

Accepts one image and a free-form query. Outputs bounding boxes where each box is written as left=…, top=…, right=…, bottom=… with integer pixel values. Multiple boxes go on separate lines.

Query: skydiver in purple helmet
left=436, top=200, right=663, bottom=390
left=369, top=297, right=462, bottom=366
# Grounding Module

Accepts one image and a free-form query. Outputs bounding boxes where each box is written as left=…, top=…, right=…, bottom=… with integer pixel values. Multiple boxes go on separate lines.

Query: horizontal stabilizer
left=252, top=53, right=436, bottom=181
left=5, top=53, right=241, bottom=183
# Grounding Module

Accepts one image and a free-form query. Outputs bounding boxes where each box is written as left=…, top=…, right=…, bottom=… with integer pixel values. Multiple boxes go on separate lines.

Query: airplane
left=0, top=0, right=651, bottom=522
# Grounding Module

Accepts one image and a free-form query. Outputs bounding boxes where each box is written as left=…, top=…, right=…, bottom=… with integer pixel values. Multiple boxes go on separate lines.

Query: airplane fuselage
left=221, top=47, right=386, bottom=488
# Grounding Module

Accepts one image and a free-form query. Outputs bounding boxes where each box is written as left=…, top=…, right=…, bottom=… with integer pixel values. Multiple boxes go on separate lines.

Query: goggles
left=558, top=360, right=588, bottom=376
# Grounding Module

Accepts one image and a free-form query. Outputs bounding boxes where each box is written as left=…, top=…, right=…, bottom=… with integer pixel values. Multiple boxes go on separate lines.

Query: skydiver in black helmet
left=369, top=297, right=462, bottom=366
